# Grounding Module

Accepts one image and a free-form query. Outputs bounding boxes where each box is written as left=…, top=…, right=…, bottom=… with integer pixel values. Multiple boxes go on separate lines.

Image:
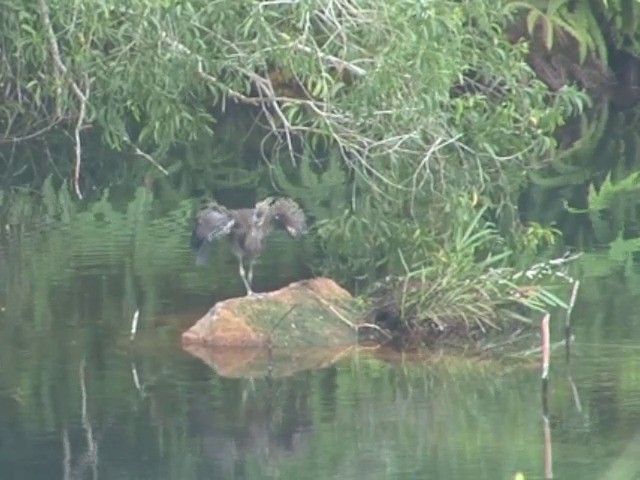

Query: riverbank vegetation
left=2, top=0, right=640, bottom=344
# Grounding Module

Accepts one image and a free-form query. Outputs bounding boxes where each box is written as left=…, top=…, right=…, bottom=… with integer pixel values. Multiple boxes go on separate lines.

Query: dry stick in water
left=130, top=309, right=140, bottom=341
left=131, top=362, right=143, bottom=393
left=565, top=280, right=583, bottom=414
left=62, top=428, right=70, bottom=480
left=565, top=280, right=580, bottom=327
left=541, top=313, right=551, bottom=380
left=564, top=280, right=580, bottom=359
left=542, top=410, right=553, bottom=479
left=540, top=312, right=553, bottom=479
left=78, top=359, right=98, bottom=478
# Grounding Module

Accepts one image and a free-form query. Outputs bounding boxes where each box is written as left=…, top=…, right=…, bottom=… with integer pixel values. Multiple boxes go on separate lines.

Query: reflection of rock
left=183, top=342, right=355, bottom=378
left=181, top=277, right=359, bottom=348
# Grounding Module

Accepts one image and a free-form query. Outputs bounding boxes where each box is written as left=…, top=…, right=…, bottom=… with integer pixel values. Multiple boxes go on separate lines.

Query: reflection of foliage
left=270, top=149, right=348, bottom=223
left=592, top=0, right=640, bottom=56
left=580, top=234, right=640, bottom=278
left=506, top=0, right=608, bottom=63
left=506, top=0, right=640, bottom=83
left=178, top=137, right=261, bottom=191
left=530, top=101, right=609, bottom=189
left=523, top=103, right=640, bottom=249
left=580, top=109, right=640, bottom=245
left=1, top=320, right=626, bottom=480
left=0, top=179, right=309, bottom=320
left=2, top=185, right=640, bottom=479
left=0, top=184, right=314, bottom=475
left=585, top=171, right=640, bottom=212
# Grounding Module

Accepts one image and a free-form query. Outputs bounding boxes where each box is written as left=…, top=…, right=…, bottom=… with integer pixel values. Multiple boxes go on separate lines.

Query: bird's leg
left=238, top=259, right=254, bottom=296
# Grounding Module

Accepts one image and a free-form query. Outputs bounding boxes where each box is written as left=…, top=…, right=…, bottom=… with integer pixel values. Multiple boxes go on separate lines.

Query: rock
left=181, top=277, right=360, bottom=348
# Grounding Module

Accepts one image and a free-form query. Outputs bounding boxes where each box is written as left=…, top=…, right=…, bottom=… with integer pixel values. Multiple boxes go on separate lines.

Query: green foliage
left=511, top=221, right=562, bottom=266
left=269, top=149, right=348, bottom=222
left=0, top=0, right=592, bottom=331
left=1, top=0, right=585, bottom=175
left=400, top=207, right=567, bottom=327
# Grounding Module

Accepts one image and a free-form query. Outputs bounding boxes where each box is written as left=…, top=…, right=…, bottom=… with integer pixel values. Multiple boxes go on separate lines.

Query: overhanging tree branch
left=38, top=0, right=89, bottom=199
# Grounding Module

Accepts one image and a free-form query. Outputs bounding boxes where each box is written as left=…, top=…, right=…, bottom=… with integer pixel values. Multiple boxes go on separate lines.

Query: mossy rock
left=181, top=278, right=361, bottom=348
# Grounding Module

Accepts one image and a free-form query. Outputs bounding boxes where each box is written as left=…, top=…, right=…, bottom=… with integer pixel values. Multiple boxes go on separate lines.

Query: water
left=1, top=195, right=639, bottom=480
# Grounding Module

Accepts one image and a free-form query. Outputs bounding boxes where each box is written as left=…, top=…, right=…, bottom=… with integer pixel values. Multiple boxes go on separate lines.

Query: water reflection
left=3, top=194, right=640, bottom=479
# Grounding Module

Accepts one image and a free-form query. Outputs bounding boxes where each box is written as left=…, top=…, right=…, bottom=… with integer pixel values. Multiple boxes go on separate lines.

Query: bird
left=191, top=197, right=307, bottom=295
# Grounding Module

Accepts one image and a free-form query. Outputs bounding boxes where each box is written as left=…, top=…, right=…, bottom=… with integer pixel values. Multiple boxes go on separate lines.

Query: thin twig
left=305, top=287, right=357, bottom=330
left=517, top=337, right=569, bottom=357
left=0, top=116, right=68, bottom=144
left=482, top=330, right=533, bottom=351
left=356, top=322, right=393, bottom=339
left=268, top=304, right=298, bottom=334
left=291, top=42, right=367, bottom=77
left=510, top=252, right=582, bottom=281
left=130, top=143, right=169, bottom=176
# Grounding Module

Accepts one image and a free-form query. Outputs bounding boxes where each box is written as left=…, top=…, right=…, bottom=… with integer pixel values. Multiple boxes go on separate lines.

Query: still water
left=0, top=191, right=639, bottom=480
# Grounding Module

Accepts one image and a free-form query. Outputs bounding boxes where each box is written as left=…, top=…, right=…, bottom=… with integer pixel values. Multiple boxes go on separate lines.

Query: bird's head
left=252, top=197, right=276, bottom=229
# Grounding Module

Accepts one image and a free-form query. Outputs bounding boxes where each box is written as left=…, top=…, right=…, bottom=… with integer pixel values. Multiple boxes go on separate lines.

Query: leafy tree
left=1, top=0, right=590, bottom=333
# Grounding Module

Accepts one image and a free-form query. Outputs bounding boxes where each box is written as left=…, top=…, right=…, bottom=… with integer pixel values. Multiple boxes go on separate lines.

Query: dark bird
left=191, top=197, right=307, bottom=295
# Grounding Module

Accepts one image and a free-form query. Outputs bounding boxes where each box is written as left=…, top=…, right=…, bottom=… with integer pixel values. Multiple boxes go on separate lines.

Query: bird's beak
left=286, top=226, right=298, bottom=237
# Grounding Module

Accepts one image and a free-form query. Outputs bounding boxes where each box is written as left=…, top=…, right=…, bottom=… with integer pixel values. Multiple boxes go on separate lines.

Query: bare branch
left=0, top=115, right=68, bottom=144
left=73, top=79, right=89, bottom=200
left=38, top=0, right=90, bottom=199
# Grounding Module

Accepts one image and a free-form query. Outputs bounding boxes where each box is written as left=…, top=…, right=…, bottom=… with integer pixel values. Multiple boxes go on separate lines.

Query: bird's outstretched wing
left=270, top=197, right=307, bottom=238
left=191, top=202, right=235, bottom=266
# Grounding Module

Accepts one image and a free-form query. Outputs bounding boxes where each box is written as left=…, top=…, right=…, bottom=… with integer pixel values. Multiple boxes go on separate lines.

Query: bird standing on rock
left=191, top=197, right=307, bottom=295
